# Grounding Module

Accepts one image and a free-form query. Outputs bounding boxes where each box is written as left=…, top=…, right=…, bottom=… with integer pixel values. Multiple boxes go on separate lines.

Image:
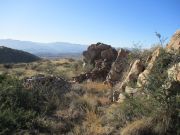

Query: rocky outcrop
left=137, top=30, right=180, bottom=87
left=168, top=62, right=180, bottom=82
left=119, top=59, right=144, bottom=92
left=137, top=48, right=162, bottom=87
left=116, top=30, right=180, bottom=102
left=24, top=75, right=71, bottom=95
left=166, top=30, right=180, bottom=54
left=73, top=43, right=118, bottom=82
left=114, top=59, right=144, bottom=102
left=73, top=59, right=112, bottom=83
left=83, top=42, right=117, bottom=65
left=106, top=49, right=129, bottom=85
left=115, top=48, right=162, bottom=102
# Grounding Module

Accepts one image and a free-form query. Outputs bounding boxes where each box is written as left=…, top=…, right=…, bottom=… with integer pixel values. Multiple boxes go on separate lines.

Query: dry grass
left=97, top=97, right=111, bottom=106
left=121, top=118, right=153, bottom=135
left=73, top=111, right=105, bottom=135
left=81, top=82, right=111, bottom=91
left=0, top=58, right=82, bottom=79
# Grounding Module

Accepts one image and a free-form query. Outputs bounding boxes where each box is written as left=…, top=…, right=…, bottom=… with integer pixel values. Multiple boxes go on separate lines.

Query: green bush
left=144, top=50, right=180, bottom=135
left=0, top=74, right=61, bottom=134
left=110, top=49, right=179, bottom=135
left=0, top=74, right=37, bottom=134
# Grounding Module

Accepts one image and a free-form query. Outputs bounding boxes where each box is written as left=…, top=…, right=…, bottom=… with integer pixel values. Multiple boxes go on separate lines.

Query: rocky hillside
left=0, top=30, right=179, bottom=135
left=74, top=30, right=180, bottom=101
left=70, top=30, right=180, bottom=134
left=0, top=46, right=40, bottom=64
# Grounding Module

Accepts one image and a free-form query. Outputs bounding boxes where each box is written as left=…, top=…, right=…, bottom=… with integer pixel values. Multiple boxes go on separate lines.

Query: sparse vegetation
left=0, top=41, right=179, bottom=135
left=0, top=58, right=84, bottom=79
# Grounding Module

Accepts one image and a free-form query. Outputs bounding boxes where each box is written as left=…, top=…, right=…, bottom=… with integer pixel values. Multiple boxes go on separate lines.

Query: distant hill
left=0, top=39, right=88, bottom=57
left=0, top=46, right=40, bottom=64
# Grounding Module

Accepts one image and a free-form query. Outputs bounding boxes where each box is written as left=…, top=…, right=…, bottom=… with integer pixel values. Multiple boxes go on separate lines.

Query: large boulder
left=74, top=43, right=117, bottom=83
left=106, top=48, right=129, bottom=84
left=83, top=42, right=117, bottom=65
left=166, top=30, right=180, bottom=54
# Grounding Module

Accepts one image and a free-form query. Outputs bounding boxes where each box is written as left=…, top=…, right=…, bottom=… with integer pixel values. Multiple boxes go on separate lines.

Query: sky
left=0, top=0, right=179, bottom=48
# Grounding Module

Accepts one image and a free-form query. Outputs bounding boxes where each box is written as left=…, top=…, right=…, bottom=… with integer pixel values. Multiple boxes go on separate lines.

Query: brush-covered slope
left=0, top=46, right=40, bottom=64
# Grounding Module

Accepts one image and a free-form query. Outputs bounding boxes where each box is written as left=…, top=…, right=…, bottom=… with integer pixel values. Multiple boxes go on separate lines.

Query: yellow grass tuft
left=73, top=111, right=105, bottom=135
left=82, top=82, right=111, bottom=91
left=121, top=119, right=153, bottom=135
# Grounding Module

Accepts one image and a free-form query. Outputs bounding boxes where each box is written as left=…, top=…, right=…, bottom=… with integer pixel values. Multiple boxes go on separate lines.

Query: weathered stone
left=119, top=59, right=144, bottom=92
left=137, top=48, right=161, bottom=87
left=125, top=86, right=138, bottom=94
left=106, top=48, right=129, bottom=84
left=74, top=43, right=117, bottom=83
left=168, top=62, right=180, bottom=82
left=166, top=30, right=180, bottom=54
left=116, top=93, right=126, bottom=103
left=83, top=43, right=117, bottom=65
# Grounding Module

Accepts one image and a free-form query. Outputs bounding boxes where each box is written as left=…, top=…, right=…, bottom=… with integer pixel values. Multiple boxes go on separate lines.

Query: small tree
left=155, top=32, right=168, bottom=47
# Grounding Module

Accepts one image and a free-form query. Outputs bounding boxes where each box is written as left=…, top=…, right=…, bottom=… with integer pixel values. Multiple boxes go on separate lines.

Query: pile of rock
left=24, top=75, right=71, bottom=95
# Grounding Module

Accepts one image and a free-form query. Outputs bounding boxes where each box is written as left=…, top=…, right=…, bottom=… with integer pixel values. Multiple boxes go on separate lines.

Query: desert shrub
left=112, top=49, right=180, bottom=135
left=3, top=64, right=13, bottom=69
left=143, top=49, right=180, bottom=135
left=30, top=63, right=38, bottom=70
left=67, top=58, right=75, bottom=62
left=61, top=62, right=71, bottom=68
left=14, top=69, right=25, bottom=77
left=72, top=110, right=105, bottom=135
left=0, top=74, right=38, bottom=134
left=0, top=74, right=63, bottom=134
left=72, top=60, right=83, bottom=72
left=121, top=118, right=156, bottom=135
left=103, top=96, right=152, bottom=134
left=69, top=94, right=98, bottom=114
left=83, top=63, right=94, bottom=72
left=29, top=85, right=62, bottom=115
left=128, top=43, right=153, bottom=66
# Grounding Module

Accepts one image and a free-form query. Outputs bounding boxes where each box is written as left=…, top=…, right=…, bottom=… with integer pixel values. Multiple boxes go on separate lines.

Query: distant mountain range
left=0, top=39, right=88, bottom=57
left=0, top=46, right=40, bottom=64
